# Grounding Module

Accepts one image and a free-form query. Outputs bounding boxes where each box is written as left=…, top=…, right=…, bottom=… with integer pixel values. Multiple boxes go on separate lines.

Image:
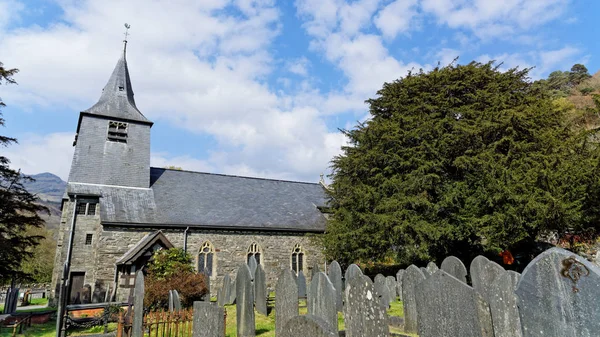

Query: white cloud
left=288, top=57, right=310, bottom=76
left=4, top=132, right=75, bottom=180
left=421, top=0, right=571, bottom=40
left=374, top=0, right=419, bottom=39
left=0, top=0, right=348, bottom=183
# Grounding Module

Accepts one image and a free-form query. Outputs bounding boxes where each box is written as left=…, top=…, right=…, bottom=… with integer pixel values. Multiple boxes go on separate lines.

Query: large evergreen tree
left=324, top=62, right=600, bottom=266
left=0, top=61, right=48, bottom=283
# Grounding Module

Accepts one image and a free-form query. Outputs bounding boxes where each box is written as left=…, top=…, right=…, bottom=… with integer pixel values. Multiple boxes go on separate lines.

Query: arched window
left=247, top=242, right=262, bottom=265
left=198, top=241, right=215, bottom=276
left=291, top=244, right=304, bottom=275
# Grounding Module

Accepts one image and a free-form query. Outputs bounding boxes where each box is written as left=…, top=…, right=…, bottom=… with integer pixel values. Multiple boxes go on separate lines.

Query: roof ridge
left=150, top=167, right=320, bottom=186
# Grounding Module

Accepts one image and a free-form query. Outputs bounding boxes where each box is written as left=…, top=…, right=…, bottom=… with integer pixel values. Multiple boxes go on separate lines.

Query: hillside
left=22, top=172, right=66, bottom=232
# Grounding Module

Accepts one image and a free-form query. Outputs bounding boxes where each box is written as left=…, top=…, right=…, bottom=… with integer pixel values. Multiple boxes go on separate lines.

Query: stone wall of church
left=51, top=200, right=325, bottom=304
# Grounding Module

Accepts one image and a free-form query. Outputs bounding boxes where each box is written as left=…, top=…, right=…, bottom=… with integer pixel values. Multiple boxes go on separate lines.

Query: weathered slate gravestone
left=420, top=267, right=431, bottom=278
left=426, top=262, right=439, bottom=275
left=236, top=264, right=255, bottom=337
left=441, top=256, right=468, bottom=284
left=254, top=264, right=268, bottom=316
left=248, top=256, right=258, bottom=277
left=168, top=290, right=175, bottom=312
left=297, top=270, right=307, bottom=298
left=280, top=315, right=337, bottom=337
left=344, top=264, right=363, bottom=284
left=228, top=278, right=237, bottom=304
left=203, top=271, right=211, bottom=301
left=275, top=268, right=299, bottom=337
left=3, top=288, right=18, bottom=314
left=515, top=248, right=600, bottom=337
left=92, top=281, right=106, bottom=303
left=489, top=271, right=522, bottom=337
left=81, top=284, right=92, bottom=304
left=402, top=265, right=426, bottom=333
left=132, top=271, right=144, bottom=337
left=216, top=286, right=225, bottom=307
left=173, top=290, right=182, bottom=311
left=385, top=276, right=397, bottom=301
left=310, top=261, right=321, bottom=280
left=395, top=269, right=404, bottom=301
left=222, top=274, right=231, bottom=305
left=374, top=274, right=391, bottom=308
left=192, top=301, right=225, bottom=337
left=344, top=275, right=389, bottom=337
left=307, top=272, right=338, bottom=335
left=327, top=261, right=343, bottom=312
left=470, top=255, right=505, bottom=302
left=415, top=270, right=493, bottom=337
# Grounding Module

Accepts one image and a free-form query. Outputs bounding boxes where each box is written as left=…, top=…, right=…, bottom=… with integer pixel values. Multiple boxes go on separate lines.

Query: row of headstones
left=70, top=284, right=112, bottom=304
left=400, top=247, right=600, bottom=337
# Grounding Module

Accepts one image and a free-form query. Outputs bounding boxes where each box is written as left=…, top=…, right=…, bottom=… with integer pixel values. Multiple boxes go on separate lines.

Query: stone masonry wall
left=51, top=200, right=325, bottom=304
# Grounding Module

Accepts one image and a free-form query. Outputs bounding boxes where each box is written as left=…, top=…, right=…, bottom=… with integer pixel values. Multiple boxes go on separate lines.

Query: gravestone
left=203, top=272, right=211, bottom=301
left=248, top=256, right=258, bottom=277
left=222, top=274, right=232, bottom=305
left=173, top=290, right=182, bottom=311
left=395, top=269, right=404, bottom=301
left=254, top=264, right=268, bottom=316
left=81, top=284, right=92, bottom=304
left=297, top=270, right=307, bottom=298
left=132, top=271, right=144, bottom=337
left=374, top=274, right=391, bottom=308
left=228, top=278, right=237, bottom=304
left=426, top=262, right=439, bottom=275
left=275, top=268, right=299, bottom=337
left=420, top=267, right=431, bottom=278
left=415, top=270, right=493, bottom=337
left=385, top=276, right=397, bottom=301
left=310, top=262, right=321, bottom=280
left=489, top=271, right=522, bottom=337
left=168, top=290, right=174, bottom=312
left=344, top=264, right=363, bottom=284
left=92, top=281, right=106, bottom=303
left=192, top=301, right=225, bottom=337
left=216, top=286, right=225, bottom=307
left=402, top=265, right=426, bottom=333
left=441, top=256, right=468, bottom=284
left=470, top=255, right=505, bottom=302
left=344, top=275, right=389, bottom=337
left=515, top=248, right=600, bottom=337
left=236, top=264, right=255, bottom=337
left=327, top=261, right=343, bottom=312
left=280, top=315, right=336, bottom=337
left=3, top=288, right=18, bottom=314
left=307, top=272, right=338, bottom=335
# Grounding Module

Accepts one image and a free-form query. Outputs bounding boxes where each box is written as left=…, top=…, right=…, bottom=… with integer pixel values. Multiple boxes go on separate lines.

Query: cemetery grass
left=0, top=320, right=55, bottom=337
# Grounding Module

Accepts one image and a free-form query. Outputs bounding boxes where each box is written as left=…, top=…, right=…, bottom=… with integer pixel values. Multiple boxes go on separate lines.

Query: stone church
left=51, top=45, right=328, bottom=304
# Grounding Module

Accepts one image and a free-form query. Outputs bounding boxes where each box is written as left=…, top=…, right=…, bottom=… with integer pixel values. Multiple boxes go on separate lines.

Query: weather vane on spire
left=123, top=23, right=131, bottom=54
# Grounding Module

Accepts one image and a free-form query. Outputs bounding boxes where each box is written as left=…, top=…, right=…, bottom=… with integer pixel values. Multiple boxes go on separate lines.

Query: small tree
left=144, top=248, right=207, bottom=309
left=0, top=61, right=48, bottom=283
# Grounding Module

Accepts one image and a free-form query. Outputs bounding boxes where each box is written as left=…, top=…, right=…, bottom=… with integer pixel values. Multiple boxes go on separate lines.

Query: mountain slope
left=22, top=172, right=66, bottom=231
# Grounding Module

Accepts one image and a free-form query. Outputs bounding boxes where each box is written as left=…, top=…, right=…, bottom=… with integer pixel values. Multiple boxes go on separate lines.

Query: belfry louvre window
left=247, top=242, right=262, bottom=265
left=198, top=241, right=214, bottom=276
left=75, top=203, right=87, bottom=215
left=291, top=244, right=304, bottom=275
left=107, top=121, right=128, bottom=143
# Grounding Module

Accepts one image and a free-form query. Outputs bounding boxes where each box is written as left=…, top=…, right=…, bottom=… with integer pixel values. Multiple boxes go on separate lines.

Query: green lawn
left=0, top=321, right=55, bottom=337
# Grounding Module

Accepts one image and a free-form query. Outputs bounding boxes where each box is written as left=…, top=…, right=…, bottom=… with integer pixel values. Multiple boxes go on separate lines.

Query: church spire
left=83, top=24, right=151, bottom=124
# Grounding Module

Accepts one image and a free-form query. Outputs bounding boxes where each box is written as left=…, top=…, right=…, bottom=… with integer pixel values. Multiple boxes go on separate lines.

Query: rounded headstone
left=280, top=315, right=336, bottom=337
left=327, top=261, right=343, bottom=312
left=374, top=274, right=391, bottom=308
left=344, top=273, right=389, bottom=337
left=515, top=248, right=600, bottom=337
left=395, top=269, right=404, bottom=301
left=489, top=270, right=522, bottom=337
left=344, top=264, right=363, bottom=284
left=385, top=276, right=397, bottom=301
left=275, top=268, right=299, bottom=337
left=402, top=265, right=426, bottom=333
left=441, top=256, right=468, bottom=284
left=470, top=255, right=505, bottom=302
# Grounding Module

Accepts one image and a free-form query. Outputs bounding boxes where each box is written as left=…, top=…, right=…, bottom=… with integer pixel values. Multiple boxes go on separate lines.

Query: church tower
left=68, top=43, right=153, bottom=188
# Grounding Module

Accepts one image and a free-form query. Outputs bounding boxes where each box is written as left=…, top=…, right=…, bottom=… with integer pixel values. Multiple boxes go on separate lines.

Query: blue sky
left=0, top=0, right=598, bottom=182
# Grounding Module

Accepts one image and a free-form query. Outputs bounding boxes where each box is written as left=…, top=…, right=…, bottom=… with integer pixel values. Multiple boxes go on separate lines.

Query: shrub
left=147, top=248, right=194, bottom=280
left=145, top=269, right=207, bottom=309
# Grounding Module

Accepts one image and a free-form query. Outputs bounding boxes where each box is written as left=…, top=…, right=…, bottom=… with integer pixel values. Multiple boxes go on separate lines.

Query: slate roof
left=115, top=231, right=174, bottom=265
left=82, top=48, right=152, bottom=125
left=66, top=168, right=329, bottom=232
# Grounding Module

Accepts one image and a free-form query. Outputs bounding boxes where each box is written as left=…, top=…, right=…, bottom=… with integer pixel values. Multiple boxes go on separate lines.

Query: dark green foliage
left=324, top=61, right=600, bottom=266
left=570, top=64, right=591, bottom=86
left=0, top=61, right=49, bottom=283
left=147, top=247, right=194, bottom=280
